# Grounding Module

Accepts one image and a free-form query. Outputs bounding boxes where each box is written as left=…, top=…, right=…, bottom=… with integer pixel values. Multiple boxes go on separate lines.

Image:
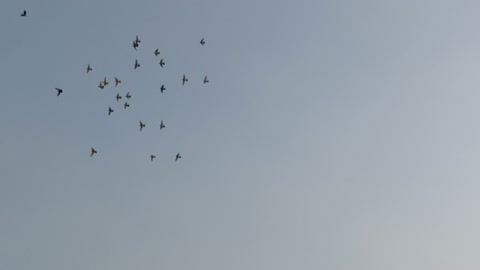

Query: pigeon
left=203, top=76, right=209, bottom=84
left=103, top=77, right=109, bottom=86
left=200, top=38, right=205, bottom=46
left=175, top=153, right=182, bottom=162
left=160, top=120, right=165, bottom=130
left=98, top=81, right=104, bottom=89
left=154, top=49, right=160, bottom=57
left=160, top=84, right=166, bottom=93
left=182, top=74, right=188, bottom=85
left=108, top=107, right=114, bottom=115
left=20, top=10, right=26, bottom=17
left=135, top=35, right=141, bottom=44
left=90, top=148, right=97, bottom=157
left=126, top=92, right=131, bottom=99
left=139, top=121, right=145, bottom=131
left=124, top=102, right=130, bottom=109
left=134, top=59, right=140, bottom=69
left=159, top=58, right=165, bottom=67
left=116, top=93, right=122, bottom=102
left=55, top=88, right=63, bottom=96
left=150, top=155, right=156, bottom=162
left=115, top=77, right=121, bottom=87
left=133, top=40, right=138, bottom=50
left=86, top=64, right=92, bottom=73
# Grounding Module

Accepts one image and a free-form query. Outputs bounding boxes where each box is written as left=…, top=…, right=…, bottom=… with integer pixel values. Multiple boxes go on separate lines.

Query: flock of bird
left=22, top=10, right=210, bottom=163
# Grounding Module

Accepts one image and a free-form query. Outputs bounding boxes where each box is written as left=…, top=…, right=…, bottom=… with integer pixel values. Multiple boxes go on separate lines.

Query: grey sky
left=2, top=0, right=480, bottom=269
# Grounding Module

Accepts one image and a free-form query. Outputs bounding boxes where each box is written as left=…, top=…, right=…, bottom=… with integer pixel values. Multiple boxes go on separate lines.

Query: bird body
left=55, top=88, right=63, bottom=96
left=200, top=38, right=205, bottom=46
left=139, top=121, right=145, bottom=131
left=20, top=10, right=26, bottom=17
left=116, top=93, right=122, bottom=102
left=154, top=49, right=160, bottom=57
left=90, top=148, right=97, bottom=157
left=159, top=59, right=165, bottom=67
left=108, top=107, right=114, bottom=115
left=115, top=77, right=121, bottom=87
left=175, top=153, right=181, bottom=162
left=134, top=59, right=140, bottom=69
left=203, top=76, right=209, bottom=84
left=126, top=92, right=132, bottom=99
left=160, top=84, right=166, bottom=93
left=86, top=64, right=92, bottom=73
left=124, top=102, right=130, bottom=109
left=182, top=74, right=188, bottom=85
left=150, top=155, right=156, bottom=162
left=160, top=120, right=165, bottom=130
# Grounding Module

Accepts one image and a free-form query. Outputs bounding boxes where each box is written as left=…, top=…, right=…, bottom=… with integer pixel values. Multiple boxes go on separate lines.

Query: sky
left=2, top=0, right=480, bottom=269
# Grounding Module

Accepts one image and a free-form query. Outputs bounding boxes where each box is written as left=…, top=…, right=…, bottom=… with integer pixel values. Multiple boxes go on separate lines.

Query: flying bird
left=55, top=88, right=63, bottom=96
left=203, top=76, right=209, bottom=84
left=124, top=102, right=130, bottom=109
left=200, top=38, right=205, bottom=46
left=160, top=84, right=166, bottom=93
left=115, top=77, right=121, bottom=87
left=90, top=148, right=97, bottom=157
left=139, top=121, right=145, bottom=131
left=116, top=93, right=122, bottom=102
left=133, top=40, right=138, bottom=50
left=175, top=153, right=181, bottom=162
left=86, top=64, right=92, bottom=73
left=135, top=35, right=141, bottom=44
left=108, top=107, right=114, bottom=116
left=159, top=58, right=165, bottom=67
left=126, top=92, right=131, bottom=99
left=134, top=59, right=140, bottom=69
left=20, top=10, right=26, bottom=17
left=182, top=74, right=188, bottom=85
left=154, top=49, right=160, bottom=57
left=160, top=120, right=165, bottom=130
left=103, top=77, right=109, bottom=86
left=150, top=155, right=156, bottom=162
left=98, top=81, right=104, bottom=89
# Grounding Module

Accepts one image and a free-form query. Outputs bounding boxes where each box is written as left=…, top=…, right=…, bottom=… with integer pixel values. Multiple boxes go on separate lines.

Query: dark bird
left=154, top=49, right=160, bottom=57
left=139, top=121, right=145, bottom=131
left=98, top=81, right=104, bottom=89
left=116, top=93, right=122, bottom=102
left=86, top=64, right=92, bottom=73
left=55, top=88, right=63, bottom=96
left=124, top=102, right=130, bottom=109
left=175, top=153, right=181, bottom=162
left=126, top=92, right=131, bottom=99
left=134, top=59, right=140, bottom=69
left=150, top=155, right=156, bottom=162
left=159, top=58, right=165, bottom=67
left=160, top=120, right=165, bottom=130
left=103, top=77, right=109, bottom=86
left=200, top=38, right=205, bottom=46
left=160, top=84, right=166, bottom=93
left=108, top=107, right=114, bottom=116
left=182, top=74, right=188, bottom=85
left=115, top=77, right=121, bottom=87
left=20, top=10, right=26, bottom=17
left=203, top=76, right=209, bottom=84
left=133, top=40, right=138, bottom=50
left=135, top=35, right=141, bottom=44
left=90, top=148, right=97, bottom=157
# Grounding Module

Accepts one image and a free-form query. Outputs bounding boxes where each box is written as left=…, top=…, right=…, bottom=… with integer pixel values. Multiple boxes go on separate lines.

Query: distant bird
left=160, top=120, right=165, bottom=130
left=139, top=121, right=145, bottom=131
left=150, top=155, right=156, bottom=162
left=175, top=153, right=181, bottom=162
left=98, top=81, right=104, bottom=89
left=90, top=148, right=97, bottom=157
left=133, top=40, right=138, bottom=50
left=160, top=84, right=166, bottom=93
left=203, top=76, right=209, bottom=84
left=115, top=77, right=121, bottom=87
left=20, top=10, right=26, bottom=17
left=159, top=58, right=165, bottom=67
left=55, top=88, right=63, bottom=96
left=154, top=49, right=160, bottom=57
left=134, top=59, right=140, bottom=69
left=86, top=64, right=92, bottom=73
left=135, top=35, right=141, bottom=44
left=200, top=38, right=205, bottom=46
left=182, top=74, right=188, bottom=85
left=124, top=102, right=130, bottom=109
left=103, top=77, right=109, bottom=86
left=108, top=107, right=114, bottom=115
left=116, top=93, right=122, bottom=102
left=126, top=92, right=132, bottom=99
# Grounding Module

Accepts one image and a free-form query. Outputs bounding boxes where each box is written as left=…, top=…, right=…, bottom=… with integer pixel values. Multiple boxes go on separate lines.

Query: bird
left=154, top=49, right=160, bottom=57
left=175, top=153, right=182, bottom=162
left=90, top=148, right=97, bottom=157
left=135, top=35, right=141, bottom=44
left=115, top=77, right=121, bottom=87
left=98, top=81, right=104, bottom=89
left=133, top=40, right=138, bottom=50
left=116, top=93, right=122, bottom=102
left=108, top=107, right=114, bottom=115
left=160, top=120, right=165, bottom=130
left=86, top=64, right=92, bottom=73
left=103, top=77, right=109, bottom=86
left=160, top=84, right=166, bottom=93
left=150, top=155, right=156, bottom=162
left=159, top=58, right=165, bottom=67
left=126, top=92, right=131, bottom=99
left=55, top=88, right=63, bottom=96
left=203, top=76, right=209, bottom=84
left=139, top=121, right=145, bottom=131
left=124, top=102, right=130, bottom=109
left=134, top=59, right=140, bottom=69
left=182, top=74, right=188, bottom=85
left=200, top=38, right=205, bottom=46
left=20, top=10, right=26, bottom=17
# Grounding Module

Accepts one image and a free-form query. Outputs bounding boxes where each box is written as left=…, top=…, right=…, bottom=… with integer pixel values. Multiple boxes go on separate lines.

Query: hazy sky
left=2, top=0, right=480, bottom=269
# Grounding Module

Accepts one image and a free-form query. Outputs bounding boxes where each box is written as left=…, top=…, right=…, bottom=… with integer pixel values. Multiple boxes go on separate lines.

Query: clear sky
left=2, top=0, right=480, bottom=269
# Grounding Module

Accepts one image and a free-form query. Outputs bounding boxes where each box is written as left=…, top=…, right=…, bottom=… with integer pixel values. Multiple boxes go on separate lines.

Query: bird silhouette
left=55, top=88, right=63, bottom=96
left=103, top=77, right=109, bottom=86
left=203, top=76, right=209, bottom=84
left=139, top=121, right=145, bottom=131
left=115, top=77, right=121, bottom=87
left=133, top=40, right=138, bottom=50
left=90, top=148, right=97, bottom=157
left=175, top=153, right=182, bottom=162
left=108, top=107, right=114, bottom=115
left=124, top=102, right=130, bottom=109
left=200, top=38, right=205, bottom=46
left=154, top=49, right=160, bottom=57
left=86, top=64, right=92, bottom=73
left=134, top=59, right=140, bottom=69
left=159, top=59, right=165, bottom=67
left=160, top=84, right=166, bottom=93
left=116, top=93, right=122, bottom=102
left=160, top=120, right=165, bottom=130
left=98, top=81, right=104, bottom=89
left=20, top=10, right=26, bottom=17
left=150, top=155, right=156, bottom=162
left=182, top=74, right=188, bottom=85
left=126, top=92, right=131, bottom=99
